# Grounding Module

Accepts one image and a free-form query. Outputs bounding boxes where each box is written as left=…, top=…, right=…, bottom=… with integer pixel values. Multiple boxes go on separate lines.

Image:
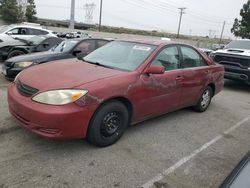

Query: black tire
left=193, top=86, right=213, bottom=112
left=7, top=50, right=26, bottom=59
left=88, top=101, right=129, bottom=147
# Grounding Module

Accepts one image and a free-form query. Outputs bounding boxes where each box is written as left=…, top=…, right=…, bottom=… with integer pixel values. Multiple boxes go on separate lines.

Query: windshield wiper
left=83, top=59, right=114, bottom=69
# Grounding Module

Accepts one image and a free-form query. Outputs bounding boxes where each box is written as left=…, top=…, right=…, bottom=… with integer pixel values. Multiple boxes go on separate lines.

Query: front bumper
left=8, top=83, right=97, bottom=139
left=224, top=66, right=250, bottom=83
left=2, top=64, right=22, bottom=81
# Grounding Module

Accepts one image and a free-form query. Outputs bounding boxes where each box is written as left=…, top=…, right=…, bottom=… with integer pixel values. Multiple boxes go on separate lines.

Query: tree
left=25, top=0, right=37, bottom=22
left=0, top=0, right=23, bottom=23
left=231, top=0, right=250, bottom=38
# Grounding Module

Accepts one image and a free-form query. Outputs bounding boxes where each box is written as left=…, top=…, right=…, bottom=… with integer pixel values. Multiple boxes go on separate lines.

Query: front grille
left=16, top=80, right=39, bottom=97
left=214, top=55, right=250, bottom=68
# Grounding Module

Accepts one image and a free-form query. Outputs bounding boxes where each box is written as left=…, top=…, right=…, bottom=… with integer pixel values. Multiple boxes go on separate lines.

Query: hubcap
left=201, top=90, right=210, bottom=108
left=101, top=112, right=121, bottom=137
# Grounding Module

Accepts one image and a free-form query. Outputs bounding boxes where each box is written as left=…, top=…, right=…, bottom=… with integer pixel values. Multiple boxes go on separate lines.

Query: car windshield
left=51, top=40, right=78, bottom=53
left=0, top=25, right=11, bottom=33
left=29, top=36, right=46, bottom=45
left=83, top=41, right=156, bottom=71
left=225, top=40, right=250, bottom=50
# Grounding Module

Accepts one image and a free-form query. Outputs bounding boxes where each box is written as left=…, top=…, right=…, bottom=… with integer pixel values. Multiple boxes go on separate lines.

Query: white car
left=66, top=31, right=91, bottom=39
left=0, top=24, right=56, bottom=42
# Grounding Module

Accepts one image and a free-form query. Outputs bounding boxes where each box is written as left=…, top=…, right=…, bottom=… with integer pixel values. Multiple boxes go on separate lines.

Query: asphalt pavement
left=0, top=66, right=249, bottom=188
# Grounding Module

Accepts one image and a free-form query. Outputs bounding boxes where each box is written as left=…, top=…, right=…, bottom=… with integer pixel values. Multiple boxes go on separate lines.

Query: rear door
left=179, top=45, right=210, bottom=107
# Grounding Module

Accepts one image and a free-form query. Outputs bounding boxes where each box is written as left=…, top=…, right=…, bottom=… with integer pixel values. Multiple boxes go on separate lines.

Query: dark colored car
left=210, top=40, right=250, bottom=84
left=0, top=35, right=62, bottom=61
left=220, top=151, right=250, bottom=188
left=8, top=39, right=224, bottom=147
left=2, top=38, right=110, bottom=80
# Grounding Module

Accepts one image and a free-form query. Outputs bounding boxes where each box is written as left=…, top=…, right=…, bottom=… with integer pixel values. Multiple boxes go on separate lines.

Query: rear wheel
left=7, top=50, right=26, bottom=59
left=88, top=101, right=129, bottom=147
left=193, top=86, right=213, bottom=112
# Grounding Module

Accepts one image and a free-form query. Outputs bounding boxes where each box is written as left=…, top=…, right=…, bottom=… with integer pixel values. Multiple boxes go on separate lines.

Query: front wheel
left=88, top=101, right=129, bottom=147
left=7, top=50, right=26, bottom=59
left=193, top=86, right=213, bottom=112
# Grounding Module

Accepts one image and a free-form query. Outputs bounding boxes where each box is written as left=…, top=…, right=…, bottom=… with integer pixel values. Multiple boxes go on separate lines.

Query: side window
left=9, top=28, right=19, bottom=34
left=181, top=47, right=207, bottom=68
left=28, top=29, right=48, bottom=35
left=10, top=28, right=27, bottom=35
left=151, top=46, right=180, bottom=71
left=74, top=40, right=96, bottom=56
left=97, top=40, right=109, bottom=48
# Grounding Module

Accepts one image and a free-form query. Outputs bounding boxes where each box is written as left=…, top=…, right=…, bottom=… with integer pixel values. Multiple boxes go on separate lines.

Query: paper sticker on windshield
left=133, top=46, right=151, bottom=51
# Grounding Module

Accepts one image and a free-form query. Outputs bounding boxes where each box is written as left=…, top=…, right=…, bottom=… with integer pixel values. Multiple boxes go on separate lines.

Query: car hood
left=18, top=59, right=124, bottom=91
left=215, top=48, right=250, bottom=57
left=7, top=51, right=64, bottom=63
left=0, top=38, right=25, bottom=48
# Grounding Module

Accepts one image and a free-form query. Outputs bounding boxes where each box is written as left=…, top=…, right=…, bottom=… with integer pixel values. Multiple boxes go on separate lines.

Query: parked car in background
left=0, top=35, right=62, bottom=61
left=66, top=31, right=91, bottom=39
left=210, top=39, right=250, bottom=84
left=220, top=151, right=250, bottom=188
left=200, top=48, right=214, bottom=56
left=0, top=24, right=56, bottom=42
left=2, top=38, right=110, bottom=80
left=8, top=39, right=224, bottom=147
left=57, top=32, right=68, bottom=38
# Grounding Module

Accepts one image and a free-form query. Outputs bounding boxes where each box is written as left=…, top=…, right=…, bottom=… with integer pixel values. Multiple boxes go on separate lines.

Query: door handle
left=175, top=75, right=183, bottom=80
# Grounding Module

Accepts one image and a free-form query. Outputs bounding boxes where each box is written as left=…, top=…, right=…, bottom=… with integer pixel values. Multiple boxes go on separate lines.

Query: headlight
left=32, top=89, right=88, bottom=105
left=209, top=53, right=215, bottom=59
left=14, top=61, right=33, bottom=68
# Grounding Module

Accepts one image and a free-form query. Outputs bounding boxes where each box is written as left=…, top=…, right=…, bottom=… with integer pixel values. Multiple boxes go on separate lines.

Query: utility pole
left=99, top=0, right=103, bottom=32
left=177, top=7, right=186, bottom=38
left=69, top=0, right=75, bottom=29
left=219, top=21, right=226, bottom=45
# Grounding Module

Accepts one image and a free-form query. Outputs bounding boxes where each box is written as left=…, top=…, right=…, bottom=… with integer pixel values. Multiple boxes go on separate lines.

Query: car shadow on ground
left=224, top=79, right=250, bottom=93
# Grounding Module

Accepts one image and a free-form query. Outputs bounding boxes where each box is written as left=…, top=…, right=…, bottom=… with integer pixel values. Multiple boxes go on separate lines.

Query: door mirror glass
left=145, top=66, right=165, bottom=75
left=72, top=50, right=82, bottom=56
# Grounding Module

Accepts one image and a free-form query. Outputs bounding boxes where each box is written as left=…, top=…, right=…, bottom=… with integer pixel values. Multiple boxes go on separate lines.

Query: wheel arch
left=207, top=83, right=215, bottom=97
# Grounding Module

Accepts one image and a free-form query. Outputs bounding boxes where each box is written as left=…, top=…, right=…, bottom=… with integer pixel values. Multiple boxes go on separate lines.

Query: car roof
left=9, top=24, right=51, bottom=32
left=117, top=38, right=176, bottom=46
left=65, top=38, right=112, bottom=42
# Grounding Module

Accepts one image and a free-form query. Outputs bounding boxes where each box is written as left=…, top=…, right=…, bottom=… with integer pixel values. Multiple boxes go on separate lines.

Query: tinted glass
left=51, top=40, right=78, bottom=53
left=83, top=41, right=156, bottom=71
left=28, top=28, right=48, bottom=35
left=151, top=47, right=180, bottom=71
left=225, top=40, right=250, bottom=50
left=97, top=40, right=109, bottom=48
left=181, top=47, right=207, bottom=68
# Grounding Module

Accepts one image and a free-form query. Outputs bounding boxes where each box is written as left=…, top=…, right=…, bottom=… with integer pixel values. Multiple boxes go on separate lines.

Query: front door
left=136, top=46, right=183, bottom=119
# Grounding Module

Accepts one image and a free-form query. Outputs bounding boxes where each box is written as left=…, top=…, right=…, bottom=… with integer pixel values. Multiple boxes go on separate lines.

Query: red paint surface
left=8, top=40, right=224, bottom=139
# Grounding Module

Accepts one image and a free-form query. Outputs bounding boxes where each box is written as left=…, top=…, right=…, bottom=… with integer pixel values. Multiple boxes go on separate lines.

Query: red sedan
left=8, top=39, right=224, bottom=147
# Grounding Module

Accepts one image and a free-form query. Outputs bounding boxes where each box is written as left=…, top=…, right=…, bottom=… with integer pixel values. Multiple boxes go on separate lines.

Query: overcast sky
left=34, top=0, right=247, bottom=38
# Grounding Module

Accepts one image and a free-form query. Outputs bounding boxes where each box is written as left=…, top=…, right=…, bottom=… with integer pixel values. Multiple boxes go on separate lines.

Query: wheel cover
left=101, top=112, right=122, bottom=138
left=201, top=90, right=211, bottom=109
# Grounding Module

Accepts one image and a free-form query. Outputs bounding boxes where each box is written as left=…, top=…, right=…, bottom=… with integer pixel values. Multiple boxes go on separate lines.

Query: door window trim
left=149, top=44, right=181, bottom=73
left=178, top=44, right=209, bottom=70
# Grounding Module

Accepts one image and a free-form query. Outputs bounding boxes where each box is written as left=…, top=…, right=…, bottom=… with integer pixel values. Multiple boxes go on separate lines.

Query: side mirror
left=72, top=50, right=82, bottom=56
left=144, top=66, right=165, bottom=75
left=6, top=31, right=13, bottom=35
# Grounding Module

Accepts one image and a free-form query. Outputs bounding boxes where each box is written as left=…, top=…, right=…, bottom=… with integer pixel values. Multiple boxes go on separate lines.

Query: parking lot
left=0, top=63, right=249, bottom=188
